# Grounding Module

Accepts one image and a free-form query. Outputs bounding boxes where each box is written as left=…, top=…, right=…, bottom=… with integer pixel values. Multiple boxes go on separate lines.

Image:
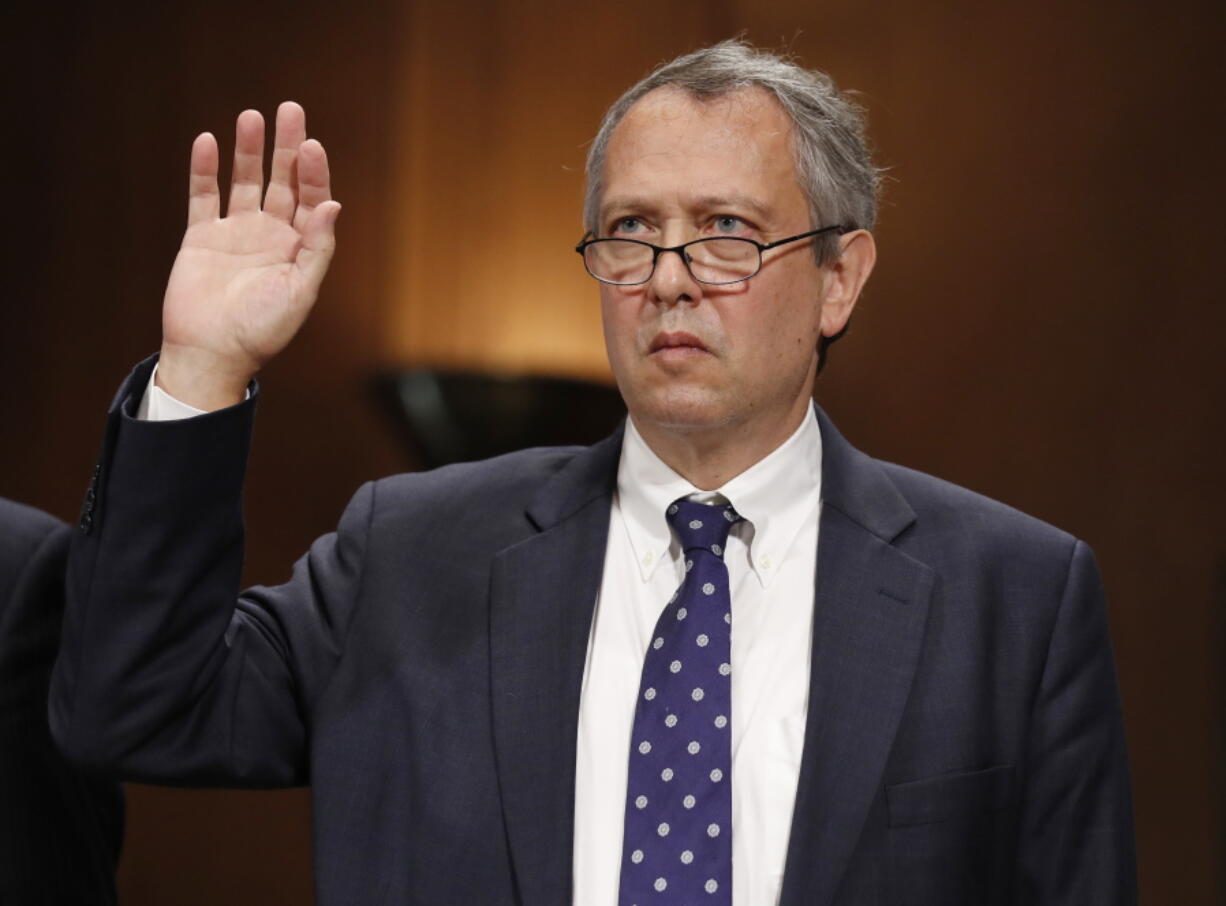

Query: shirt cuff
left=137, top=364, right=247, bottom=421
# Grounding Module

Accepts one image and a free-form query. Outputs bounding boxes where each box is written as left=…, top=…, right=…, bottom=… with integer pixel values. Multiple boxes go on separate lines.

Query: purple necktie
left=618, top=498, right=742, bottom=905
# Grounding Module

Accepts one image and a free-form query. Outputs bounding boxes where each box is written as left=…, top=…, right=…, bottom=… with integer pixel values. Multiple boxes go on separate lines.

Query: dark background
left=2, top=0, right=1223, bottom=902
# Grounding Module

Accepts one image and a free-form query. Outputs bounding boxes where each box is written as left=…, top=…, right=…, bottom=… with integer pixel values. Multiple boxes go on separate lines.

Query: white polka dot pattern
left=618, top=498, right=740, bottom=906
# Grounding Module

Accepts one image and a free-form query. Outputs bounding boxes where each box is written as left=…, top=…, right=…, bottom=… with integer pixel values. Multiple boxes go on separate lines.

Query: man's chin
left=626, top=389, right=734, bottom=434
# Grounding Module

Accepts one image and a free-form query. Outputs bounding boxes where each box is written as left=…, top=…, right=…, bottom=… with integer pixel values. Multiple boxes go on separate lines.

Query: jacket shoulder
left=874, top=461, right=1082, bottom=570
left=371, top=445, right=586, bottom=510
left=340, top=446, right=594, bottom=556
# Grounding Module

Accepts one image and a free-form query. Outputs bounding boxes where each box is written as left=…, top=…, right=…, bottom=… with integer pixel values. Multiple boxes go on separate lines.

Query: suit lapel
left=778, top=410, right=935, bottom=906
left=489, top=429, right=622, bottom=906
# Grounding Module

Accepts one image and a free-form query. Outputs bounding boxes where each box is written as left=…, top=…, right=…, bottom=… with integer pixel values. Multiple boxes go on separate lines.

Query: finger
left=227, top=109, right=266, bottom=215
left=187, top=132, right=220, bottom=227
left=295, top=200, right=341, bottom=290
left=292, top=139, right=332, bottom=233
left=264, top=101, right=306, bottom=222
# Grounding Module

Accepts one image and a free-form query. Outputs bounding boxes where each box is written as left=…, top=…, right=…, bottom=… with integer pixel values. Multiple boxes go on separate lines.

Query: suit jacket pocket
left=886, top=764, right=1016, bottom=828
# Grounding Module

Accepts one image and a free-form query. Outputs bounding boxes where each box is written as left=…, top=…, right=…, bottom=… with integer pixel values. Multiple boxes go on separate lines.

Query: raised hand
left=158, top=102, right=341, bottom=410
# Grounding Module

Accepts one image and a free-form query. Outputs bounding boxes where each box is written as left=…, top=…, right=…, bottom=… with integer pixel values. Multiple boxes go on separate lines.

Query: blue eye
left=714, top=215, right=745, bottom=233
left=613, top=217, right=644, bottom=235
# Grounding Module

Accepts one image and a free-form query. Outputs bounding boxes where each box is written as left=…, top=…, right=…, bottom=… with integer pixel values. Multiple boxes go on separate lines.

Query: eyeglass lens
left=584, top=238, right=758, bottom=285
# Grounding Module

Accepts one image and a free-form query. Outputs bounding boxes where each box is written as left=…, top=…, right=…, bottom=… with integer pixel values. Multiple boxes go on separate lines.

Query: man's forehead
left=598, top=85, right=801, bottom=219
left=617, top=84, right=791, bottom=142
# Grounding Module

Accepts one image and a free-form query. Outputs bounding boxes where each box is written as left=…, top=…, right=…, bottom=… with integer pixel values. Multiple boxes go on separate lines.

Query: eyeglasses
left=575, top=224, right=847, bottom=286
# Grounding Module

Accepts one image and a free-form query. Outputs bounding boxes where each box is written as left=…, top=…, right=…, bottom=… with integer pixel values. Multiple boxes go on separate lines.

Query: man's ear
left=819, top=229, right=876, bottom=337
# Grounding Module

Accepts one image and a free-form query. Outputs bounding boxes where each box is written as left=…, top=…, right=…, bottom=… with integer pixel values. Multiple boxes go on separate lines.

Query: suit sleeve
left=1014, top=539, right=1137, bottom=904
left=50, top=358, right=373, bottom=787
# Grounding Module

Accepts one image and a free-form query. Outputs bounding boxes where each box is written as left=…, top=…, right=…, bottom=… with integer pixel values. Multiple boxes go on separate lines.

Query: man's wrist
left=155, top=345, right=253, bottom=412
left=139, top=361, right=253, bottom=422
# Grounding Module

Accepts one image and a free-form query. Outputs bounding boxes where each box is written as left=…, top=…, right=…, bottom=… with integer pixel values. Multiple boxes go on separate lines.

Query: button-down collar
left=616, top=408, right=823, bottom=588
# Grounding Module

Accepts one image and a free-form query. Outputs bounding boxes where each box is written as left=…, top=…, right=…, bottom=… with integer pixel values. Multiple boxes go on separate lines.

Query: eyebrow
left=598, top=196, right=661, bottom=225
left=689, top=194, right=774, bottom=221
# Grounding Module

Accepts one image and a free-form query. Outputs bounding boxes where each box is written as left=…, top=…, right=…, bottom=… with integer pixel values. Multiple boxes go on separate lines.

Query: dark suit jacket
left=1, top=499, right=122, bottom=905
left=51, top=357, right=1135, bottom=905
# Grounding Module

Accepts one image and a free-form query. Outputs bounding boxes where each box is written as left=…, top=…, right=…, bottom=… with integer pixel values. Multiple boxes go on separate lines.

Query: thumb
left=296, top=201, right=341, bottom=288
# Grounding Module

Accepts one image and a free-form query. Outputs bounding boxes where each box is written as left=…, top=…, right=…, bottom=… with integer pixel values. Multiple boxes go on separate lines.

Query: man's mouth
left=649, top=331, right=710, bottom=355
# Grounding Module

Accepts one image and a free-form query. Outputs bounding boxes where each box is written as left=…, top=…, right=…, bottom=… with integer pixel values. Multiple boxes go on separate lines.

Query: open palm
left=160, top=102, right=340, bottom=409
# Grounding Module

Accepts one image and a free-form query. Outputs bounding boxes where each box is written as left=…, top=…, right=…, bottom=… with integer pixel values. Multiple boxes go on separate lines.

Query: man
left=51, top=41, right=1135, bottom=904
left=1, top=499, right=123, bottom=904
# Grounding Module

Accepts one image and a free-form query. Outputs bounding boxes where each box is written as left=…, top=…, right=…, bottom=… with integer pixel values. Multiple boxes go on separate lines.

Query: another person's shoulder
left=0, top=498, right=70, bottom=591
left=0, top=496, right=66, bottom=543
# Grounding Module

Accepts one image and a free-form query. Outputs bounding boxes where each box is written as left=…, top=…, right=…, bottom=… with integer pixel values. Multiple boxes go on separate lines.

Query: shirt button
left=642, top=552, right=654, bottom=566
left=760, top=554, right=773, bottom=570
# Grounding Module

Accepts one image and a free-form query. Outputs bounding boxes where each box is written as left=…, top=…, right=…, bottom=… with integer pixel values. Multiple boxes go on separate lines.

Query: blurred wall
left=2, top=0, right=1222, bottom=903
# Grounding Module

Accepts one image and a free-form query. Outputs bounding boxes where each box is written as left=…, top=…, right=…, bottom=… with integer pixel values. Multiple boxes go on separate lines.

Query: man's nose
left=646, top=247, right=702, bottom=308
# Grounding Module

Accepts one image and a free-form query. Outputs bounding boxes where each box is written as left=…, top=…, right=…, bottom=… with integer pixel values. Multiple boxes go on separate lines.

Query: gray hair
left=583, top=39, right=882, bottom=267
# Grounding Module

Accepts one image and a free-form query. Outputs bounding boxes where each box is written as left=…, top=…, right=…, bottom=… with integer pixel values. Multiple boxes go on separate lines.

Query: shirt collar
left=616, top=407, right=823, bottom=587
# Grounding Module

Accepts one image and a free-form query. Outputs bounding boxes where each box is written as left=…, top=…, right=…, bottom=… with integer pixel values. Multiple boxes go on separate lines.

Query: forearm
left=50, top=356, right=304, bottom=785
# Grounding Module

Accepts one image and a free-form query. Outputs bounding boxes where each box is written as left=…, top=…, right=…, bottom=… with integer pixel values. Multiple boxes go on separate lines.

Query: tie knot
left=666, top=498, right=741, bottom=556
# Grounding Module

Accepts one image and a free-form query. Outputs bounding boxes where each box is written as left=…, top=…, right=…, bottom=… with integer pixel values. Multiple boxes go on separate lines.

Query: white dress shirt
left=574, top=413, right=822, bottom=906
left=140, top=371, right=823, bottom=906
left=137, top=369, right=221, bottom=420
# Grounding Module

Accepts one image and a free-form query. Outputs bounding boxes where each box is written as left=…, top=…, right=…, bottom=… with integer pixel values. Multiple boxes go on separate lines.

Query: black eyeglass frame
left=574, top=224, right=849, bottom=286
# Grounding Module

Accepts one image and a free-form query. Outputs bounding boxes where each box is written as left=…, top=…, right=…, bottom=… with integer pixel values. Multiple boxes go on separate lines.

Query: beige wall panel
left=384, top=0, right=733, bottom=379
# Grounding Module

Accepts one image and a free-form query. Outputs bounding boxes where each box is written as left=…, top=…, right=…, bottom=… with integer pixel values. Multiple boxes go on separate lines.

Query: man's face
left=597, top=86, right=842, bottom=444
